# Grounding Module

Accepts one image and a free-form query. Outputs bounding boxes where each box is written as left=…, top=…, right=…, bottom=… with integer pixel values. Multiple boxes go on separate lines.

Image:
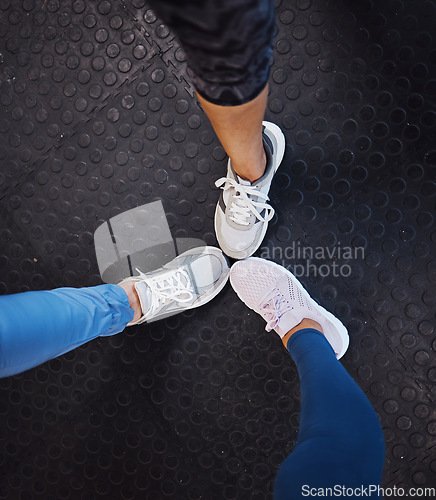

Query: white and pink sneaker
left=230, top=258, right=349, bottom=359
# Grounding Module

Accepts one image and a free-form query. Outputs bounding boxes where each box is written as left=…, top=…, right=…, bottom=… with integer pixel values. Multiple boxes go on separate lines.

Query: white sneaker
left=119, top=246, right=230, bottom=325
left=230, top=258, right=349, bottom=359
left=214, top=121, right=285, bottom=260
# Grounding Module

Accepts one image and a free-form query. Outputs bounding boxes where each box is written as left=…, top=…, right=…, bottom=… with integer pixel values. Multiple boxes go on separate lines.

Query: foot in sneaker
left=214, top=121, right=285, bottom=260
left=229, top=258, right=349, bottom=359
left=118, top=246, right=230, bottom=325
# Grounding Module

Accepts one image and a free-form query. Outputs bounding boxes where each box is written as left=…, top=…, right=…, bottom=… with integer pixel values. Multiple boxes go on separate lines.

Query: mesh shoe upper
left=230, top=258, right=349, bottom=359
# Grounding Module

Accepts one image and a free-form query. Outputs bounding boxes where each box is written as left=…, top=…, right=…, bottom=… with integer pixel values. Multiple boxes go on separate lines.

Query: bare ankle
left=232, top=148, right=267, bottom=183
left=118, top=281, right=142, bottom=323
left=281, top=318, right=323, bottom=348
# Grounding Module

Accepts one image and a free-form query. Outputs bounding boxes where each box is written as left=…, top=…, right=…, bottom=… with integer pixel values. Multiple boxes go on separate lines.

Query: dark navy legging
left=0, top=288, right=385, bottom=497
left=275, top=329, right=385, bottom=499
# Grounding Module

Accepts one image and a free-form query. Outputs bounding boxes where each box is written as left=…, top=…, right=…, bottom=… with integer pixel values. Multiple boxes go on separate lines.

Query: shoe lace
left=215, top=177, right=274, bottom=226
left=135, top=267, right=194, bottom=317
left=260, top=289, right=294, bottom=332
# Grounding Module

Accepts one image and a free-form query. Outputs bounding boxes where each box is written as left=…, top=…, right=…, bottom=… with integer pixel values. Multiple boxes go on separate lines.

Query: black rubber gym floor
left=0, top=0, right=435, bottom=498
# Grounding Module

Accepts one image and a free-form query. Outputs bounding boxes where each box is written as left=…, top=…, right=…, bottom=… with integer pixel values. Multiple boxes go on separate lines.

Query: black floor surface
left=0, top=0, right=436, bottom=498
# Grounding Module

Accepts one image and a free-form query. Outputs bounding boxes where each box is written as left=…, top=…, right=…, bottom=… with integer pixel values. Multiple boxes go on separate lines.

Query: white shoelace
left=135, top=267, right=194, bottom=318
left=215, top=177, right=274, bottom=226
left=260, top=289, right=295, bottom=332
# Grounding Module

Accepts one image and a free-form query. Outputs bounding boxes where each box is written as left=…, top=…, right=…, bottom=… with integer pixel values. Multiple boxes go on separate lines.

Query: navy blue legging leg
left=274, top=329, right=385, bottom=499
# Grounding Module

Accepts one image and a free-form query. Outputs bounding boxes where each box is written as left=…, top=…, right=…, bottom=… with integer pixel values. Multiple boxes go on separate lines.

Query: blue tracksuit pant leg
left=0, top=285, right=133, bottom=378
left=274, top=329, right=385, bottom=499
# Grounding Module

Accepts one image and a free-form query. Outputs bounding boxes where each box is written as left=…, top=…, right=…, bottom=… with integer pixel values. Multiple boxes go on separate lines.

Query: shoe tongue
left=134, top=281, right=152, bottom=315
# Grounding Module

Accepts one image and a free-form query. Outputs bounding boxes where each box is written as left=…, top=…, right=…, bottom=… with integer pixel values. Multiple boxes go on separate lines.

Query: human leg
left=0, top=247, right=229, bottom=377
left=152, top=0, right=274, bottom=181
left=0, top=284, right=133, bottom=378
left=230, top=258, right=385, bottom=498
left=197, top=86, right=269, bottom=182
left=147, top=0, right=284, bottom=258
left=274, top=327, right=385, bottom=499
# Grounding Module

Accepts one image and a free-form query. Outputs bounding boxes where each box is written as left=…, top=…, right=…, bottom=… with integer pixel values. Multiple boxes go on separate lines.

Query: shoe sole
left=231, top=257, right=350, bottom=359
left=214, top=122, right=286, bottom=260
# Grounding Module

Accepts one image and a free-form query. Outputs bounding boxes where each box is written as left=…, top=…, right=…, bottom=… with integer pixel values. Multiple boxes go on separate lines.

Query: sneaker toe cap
left=189, top=252, right=227, bottom=289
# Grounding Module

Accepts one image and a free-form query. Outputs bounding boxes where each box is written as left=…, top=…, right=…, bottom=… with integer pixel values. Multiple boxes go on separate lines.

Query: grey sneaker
left=120, top=246, right=230, bottom=325
left=214, top=121, right=285, bottom=260
left=230, top=258, right=349, bottom=359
